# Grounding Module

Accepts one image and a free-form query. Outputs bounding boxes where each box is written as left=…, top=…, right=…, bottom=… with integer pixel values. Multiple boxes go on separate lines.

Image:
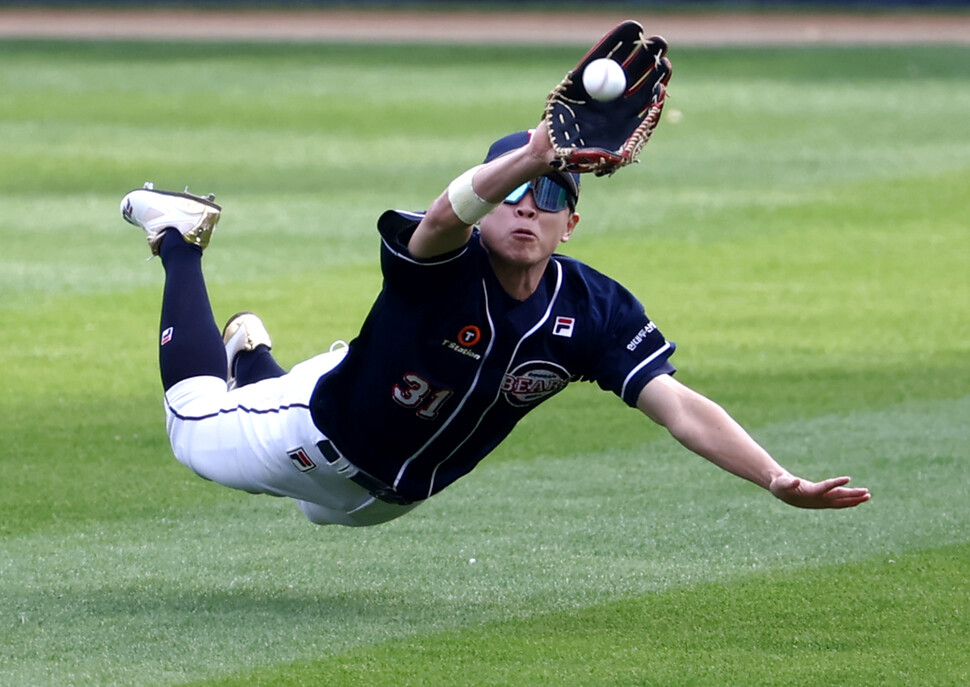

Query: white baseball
left=582, top=58, right=626, bottom=102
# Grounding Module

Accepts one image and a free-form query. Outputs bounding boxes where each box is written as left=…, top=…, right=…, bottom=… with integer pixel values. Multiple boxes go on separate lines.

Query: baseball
left=582, top=58, right=626, bottom=102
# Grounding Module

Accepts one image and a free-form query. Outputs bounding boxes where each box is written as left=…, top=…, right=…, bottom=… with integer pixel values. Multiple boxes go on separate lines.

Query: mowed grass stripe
left=191, top=544, right=970, bottom=687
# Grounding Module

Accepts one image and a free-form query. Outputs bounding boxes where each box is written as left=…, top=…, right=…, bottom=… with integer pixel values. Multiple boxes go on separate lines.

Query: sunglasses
left=503, top=176, right=573, bottom=213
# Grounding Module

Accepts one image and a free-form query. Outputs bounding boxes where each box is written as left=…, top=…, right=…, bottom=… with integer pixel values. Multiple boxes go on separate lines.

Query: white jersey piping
left=425, top=260, right=565, bottom=498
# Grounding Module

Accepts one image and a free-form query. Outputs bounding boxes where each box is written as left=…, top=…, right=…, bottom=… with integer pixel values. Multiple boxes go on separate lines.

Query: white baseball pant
left=163, top=347, right=421, bottom=526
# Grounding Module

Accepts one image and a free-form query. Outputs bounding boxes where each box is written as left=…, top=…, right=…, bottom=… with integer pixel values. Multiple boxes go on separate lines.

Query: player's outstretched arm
left=636, top=375, right=870, bottom=509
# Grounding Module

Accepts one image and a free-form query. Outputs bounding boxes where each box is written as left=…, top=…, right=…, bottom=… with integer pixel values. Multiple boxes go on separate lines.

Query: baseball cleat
left=222, top=311, right=273, bottom=389
left=120, top=182, right=221, bottom=256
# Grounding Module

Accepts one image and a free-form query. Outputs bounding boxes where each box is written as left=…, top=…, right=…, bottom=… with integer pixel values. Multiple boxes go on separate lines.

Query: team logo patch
left=287, top=447, right=317, bottom=473
left=160, top=327, right=174, bottom=346
left=552, top=316, right=575, bottom=338
left=502, top=361, right=570, bottom=408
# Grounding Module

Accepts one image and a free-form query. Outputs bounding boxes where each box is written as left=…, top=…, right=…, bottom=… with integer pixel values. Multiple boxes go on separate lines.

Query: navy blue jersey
left=309, top=210, right=676, bottom=502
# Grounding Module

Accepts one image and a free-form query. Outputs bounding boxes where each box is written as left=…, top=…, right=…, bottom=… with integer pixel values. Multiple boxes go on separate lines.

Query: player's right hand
left=769, top=473, right=871, bottom=509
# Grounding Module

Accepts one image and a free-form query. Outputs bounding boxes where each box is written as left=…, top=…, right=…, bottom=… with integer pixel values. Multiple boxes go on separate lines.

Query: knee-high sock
left=233, top=346, right=287, bottom=388
left=158, top=231, right=227, bottom=391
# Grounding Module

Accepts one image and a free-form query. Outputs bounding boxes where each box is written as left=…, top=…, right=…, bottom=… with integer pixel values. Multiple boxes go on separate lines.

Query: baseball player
left=120, top=23, right=869, bottom=527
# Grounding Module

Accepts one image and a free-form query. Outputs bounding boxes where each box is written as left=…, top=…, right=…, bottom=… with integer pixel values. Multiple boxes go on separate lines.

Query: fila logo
left=160, top=327, right=174, bottom=346
left=287, top=447, right=317, bottom=473
left=552, top=317, right=575, bottom=338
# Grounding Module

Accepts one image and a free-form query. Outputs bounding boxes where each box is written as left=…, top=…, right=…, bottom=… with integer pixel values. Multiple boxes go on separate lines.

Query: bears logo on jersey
left=502, top=360, right=570, bottom=407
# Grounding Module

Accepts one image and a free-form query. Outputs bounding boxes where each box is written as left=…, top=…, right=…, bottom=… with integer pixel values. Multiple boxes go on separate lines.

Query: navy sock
left=157, top=231, right=227, bottom=391
left=233, top=345, right=286, bottom=388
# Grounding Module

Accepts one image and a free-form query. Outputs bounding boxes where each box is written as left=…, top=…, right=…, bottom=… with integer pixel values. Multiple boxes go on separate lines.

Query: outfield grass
left=1, top=39, right=968, bottom=686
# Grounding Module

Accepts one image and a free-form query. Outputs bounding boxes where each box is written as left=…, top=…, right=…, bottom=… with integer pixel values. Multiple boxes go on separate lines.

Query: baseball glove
left=545, top=21, right=672, bottom=176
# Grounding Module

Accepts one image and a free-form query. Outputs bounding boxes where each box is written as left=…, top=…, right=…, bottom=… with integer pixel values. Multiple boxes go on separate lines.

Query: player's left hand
left=769, top=474, right=871, bottom=509
left=527, top=120, right=556, bottom=164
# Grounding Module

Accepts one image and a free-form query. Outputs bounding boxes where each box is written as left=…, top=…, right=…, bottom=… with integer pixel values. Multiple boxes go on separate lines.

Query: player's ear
left=561, top=212, right=579, bottom=243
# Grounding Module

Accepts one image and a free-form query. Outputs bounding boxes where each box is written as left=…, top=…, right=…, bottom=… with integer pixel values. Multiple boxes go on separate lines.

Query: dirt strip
left=1, top=8, right=969, bottom=45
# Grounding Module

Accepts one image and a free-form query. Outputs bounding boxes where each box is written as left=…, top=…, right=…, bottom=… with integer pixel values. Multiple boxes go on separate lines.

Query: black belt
left=316, top=440, right=416, bottom=506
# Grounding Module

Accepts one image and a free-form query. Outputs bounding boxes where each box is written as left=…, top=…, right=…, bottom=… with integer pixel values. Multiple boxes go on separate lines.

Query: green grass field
left=1, top=36, right=968, bottom=687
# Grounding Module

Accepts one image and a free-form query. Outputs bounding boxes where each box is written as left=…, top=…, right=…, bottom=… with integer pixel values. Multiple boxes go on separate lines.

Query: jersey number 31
left=392, top=373, right=454, bottom=420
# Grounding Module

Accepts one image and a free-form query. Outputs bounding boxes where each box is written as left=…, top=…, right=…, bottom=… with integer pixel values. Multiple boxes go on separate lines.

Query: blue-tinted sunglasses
left=503, top=176, right=573, bottom=213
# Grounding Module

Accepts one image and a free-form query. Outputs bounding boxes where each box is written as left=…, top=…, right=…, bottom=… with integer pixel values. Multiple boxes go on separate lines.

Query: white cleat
left=222, top=312, right=273, bottom=389
left=120, top=182, right=221, bottom=256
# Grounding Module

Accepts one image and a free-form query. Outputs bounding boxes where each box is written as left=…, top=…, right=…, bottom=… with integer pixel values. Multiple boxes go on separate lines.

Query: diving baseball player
left=120, top=22, right=869, bottom=527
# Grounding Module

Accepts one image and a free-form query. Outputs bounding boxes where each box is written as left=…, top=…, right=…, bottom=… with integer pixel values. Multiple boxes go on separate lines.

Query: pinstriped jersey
left=309, top=210, right=676, bottom=502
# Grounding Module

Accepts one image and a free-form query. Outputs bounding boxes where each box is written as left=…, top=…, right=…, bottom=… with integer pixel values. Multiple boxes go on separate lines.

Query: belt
left=316, top=440, right=416, bottom=506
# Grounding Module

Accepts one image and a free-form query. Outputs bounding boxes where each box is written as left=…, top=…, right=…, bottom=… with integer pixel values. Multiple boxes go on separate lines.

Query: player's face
left=479, top=182, right=579, bottom=269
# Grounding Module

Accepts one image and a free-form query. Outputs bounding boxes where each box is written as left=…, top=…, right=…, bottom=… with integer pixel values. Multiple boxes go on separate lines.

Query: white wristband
left=447, top=165, right=499, bottom=225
